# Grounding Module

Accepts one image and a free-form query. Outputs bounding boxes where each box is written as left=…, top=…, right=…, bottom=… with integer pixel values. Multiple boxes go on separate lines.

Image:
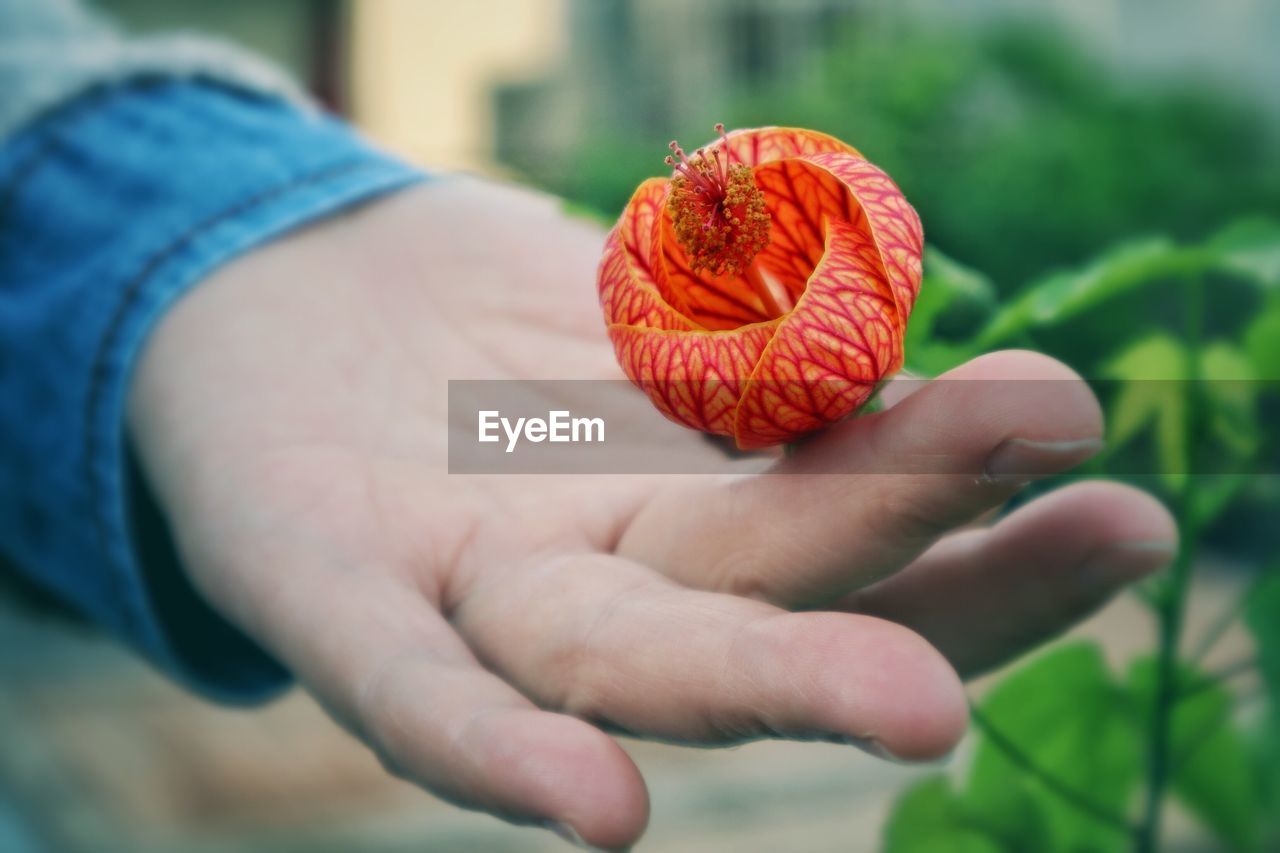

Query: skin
left=127, top=176, right=1178, bottom=850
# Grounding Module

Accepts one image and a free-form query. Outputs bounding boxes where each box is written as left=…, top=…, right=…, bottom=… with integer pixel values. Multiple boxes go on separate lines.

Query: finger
left=451, top=552, right=968, bottom=762
left=237, top=561, right=648, bottom=850
left=842, top=481, right=1177, bottom=676
left=618, top=349, right=1104, bottom=607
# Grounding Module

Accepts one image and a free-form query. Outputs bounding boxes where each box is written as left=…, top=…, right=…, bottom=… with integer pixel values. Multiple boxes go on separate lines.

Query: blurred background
left=2, top=0, right=1277, bottom=850
left=96, top=0, right=1280, bottom=294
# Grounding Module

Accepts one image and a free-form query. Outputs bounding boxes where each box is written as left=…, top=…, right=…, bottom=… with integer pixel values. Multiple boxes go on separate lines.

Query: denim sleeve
left=0, top=79, right=426, bottom=701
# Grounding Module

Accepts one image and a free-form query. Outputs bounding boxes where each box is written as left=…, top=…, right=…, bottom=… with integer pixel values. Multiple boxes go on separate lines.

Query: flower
left=597, top=125, right=923, bottom=449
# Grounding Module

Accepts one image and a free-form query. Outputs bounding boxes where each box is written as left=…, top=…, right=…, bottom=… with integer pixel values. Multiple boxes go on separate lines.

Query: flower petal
left=733, top=216, right=901, bottom=449
left=750, top=157, right=868, bottom=305
left=599, top=178, right=697, bottom=331
left=721, top=126, right=862, bottom=169
left=608, top=321, right=779, bottom=436
left=802, top=152, right=924, bottom=330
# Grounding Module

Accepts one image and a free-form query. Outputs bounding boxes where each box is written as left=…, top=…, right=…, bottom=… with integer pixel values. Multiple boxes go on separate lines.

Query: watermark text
left=478, top=410, right=606, bottom=453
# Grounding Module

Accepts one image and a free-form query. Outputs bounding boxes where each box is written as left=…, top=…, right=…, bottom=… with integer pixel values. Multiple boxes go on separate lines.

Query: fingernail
left=983, top=437, right=1103, bottom=485
left=544, top=820, right=616, bottom=852
left=843, top=735, right=905, bottom=764
left=1080, top=539, right=1178, bottom=587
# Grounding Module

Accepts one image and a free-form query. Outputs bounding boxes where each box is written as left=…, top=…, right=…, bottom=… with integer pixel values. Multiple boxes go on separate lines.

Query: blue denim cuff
left=0, top=79, right=426, bottom=701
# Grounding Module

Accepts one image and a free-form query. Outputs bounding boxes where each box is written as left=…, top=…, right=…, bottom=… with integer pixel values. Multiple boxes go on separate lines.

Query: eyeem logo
left=478, top=410, right=606, bottom=453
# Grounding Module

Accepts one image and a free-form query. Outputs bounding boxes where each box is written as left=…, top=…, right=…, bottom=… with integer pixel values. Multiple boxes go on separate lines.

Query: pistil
left=665, top=123, right=771, bottom=280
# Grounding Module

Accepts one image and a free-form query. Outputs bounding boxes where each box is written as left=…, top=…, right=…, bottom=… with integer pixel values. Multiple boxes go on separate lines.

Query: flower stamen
left=665, top=123, right=770, bottom=279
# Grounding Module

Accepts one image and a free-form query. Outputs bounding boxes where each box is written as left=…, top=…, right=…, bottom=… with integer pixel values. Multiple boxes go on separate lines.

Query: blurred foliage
left=885, top=218, right=1280, bottom=850
left=912, top=217, right=1280, bottom=542
left=544, top=20, right=1280, bottom=301
left=967, top=644, right=1139, bottom=853
left=541, top=18, right=1280, bottom=387
left=886, top=644, right=1274, bottom=852
left=1247, top=571, right=1280, bottom=851
left=1129, top=658, right=1261, bottom=852
left=734, top=22, right=1280, bottom=292
left=885, top=644, right=1135, bottom=853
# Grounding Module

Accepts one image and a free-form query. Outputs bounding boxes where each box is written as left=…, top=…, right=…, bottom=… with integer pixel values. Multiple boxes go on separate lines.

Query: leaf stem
left=1135, top=275, right=1206, bottom=853
left=1176, top=656, right=1257, bottom=702
left=969, top=706, right=1136, bottom=835
left=1165, top=682, right=1266, bottom=782
left=1188, top=589, right=1249, bottom=665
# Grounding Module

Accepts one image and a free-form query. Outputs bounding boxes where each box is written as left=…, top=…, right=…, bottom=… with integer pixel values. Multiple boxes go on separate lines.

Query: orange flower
left=597, top=125, right=924, bottom=449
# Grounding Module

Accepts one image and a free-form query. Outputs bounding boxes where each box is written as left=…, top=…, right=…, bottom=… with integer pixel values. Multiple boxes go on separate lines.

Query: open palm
left=128, top=178, right=1176, bottom=850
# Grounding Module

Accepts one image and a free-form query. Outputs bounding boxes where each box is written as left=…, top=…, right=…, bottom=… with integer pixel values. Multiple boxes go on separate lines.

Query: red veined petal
left=720, top=126, right=862, bottom=169
left=733, top=216, right=902, bottom=449
left=750, top=157, right=870, bottom=306
left=608, top=321, right=779, bottom=436
left=802, top=152, right=924, bottom=330
left=747, top=154, right=923, bottom=333
left=599, top=178, right=698, bottom=331
left=620, top=178, right=665, bottom=271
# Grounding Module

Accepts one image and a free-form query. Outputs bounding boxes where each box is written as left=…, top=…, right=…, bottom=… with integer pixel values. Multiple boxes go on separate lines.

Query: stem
left=1165, top=683, right=1269, bottom=787
left=970, top=707, right=1136, bottom=834
left=1135, top=276, right=1205, bottom=853
left=1177, top=656, right=1257, bottom=701
left=743, top=263, right=784, bottom=317
left=1136, top=535, right=1197, bottom=853
left=1189, top=589, right=1249, bottom=665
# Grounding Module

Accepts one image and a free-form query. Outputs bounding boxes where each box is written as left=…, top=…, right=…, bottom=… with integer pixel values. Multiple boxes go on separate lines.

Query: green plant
left=530, top=20, right=1280, bottom=309
left=884, top=219, right=1280, bottom=851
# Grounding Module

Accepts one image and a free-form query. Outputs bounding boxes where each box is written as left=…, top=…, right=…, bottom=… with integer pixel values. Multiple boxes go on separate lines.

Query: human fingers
left=841, top=480, right=1176, bottom=676
left=618, top=350, right=1103, bottom=607
left=451, top=552, right=968, bottom=762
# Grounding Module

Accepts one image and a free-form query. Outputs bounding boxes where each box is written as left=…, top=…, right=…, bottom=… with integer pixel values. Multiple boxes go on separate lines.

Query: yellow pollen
left=664, top=131, right=770, bottom=278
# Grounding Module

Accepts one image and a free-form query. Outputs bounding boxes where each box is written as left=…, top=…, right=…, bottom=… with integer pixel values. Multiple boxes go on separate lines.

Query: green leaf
left=1101, top=337, right=1260, bottom=513
left=974, top=237, right=1190, bottom=348
left=1101, top=334, right=1189, bottom=487
left=1128, top=658, right=1260, bottom=851
left=1244, top=571, right=1280, bottom=843
left=1102, top=333, right=1189, bottom=383
left=1189, top=343, right=1264, bottom=524
left=967, top=642, right=1140, bottom=853
left=884, top=776, right=1006, bottom=853
left=1249, top=716, right=1280, bottom=844
left=905, top=247, right=997, bottom=375
left=1205, top=217, right=1280, bottom=291
left=1243, top=298, right=1280, bottom=379
left=1245, top=569, right=1280, bottom=713
left=1200, top=342, right=1260, bottom=460
left=1191, top=473, right=1253, bottom=530
left=922, top=247, right=998, bottom=312
left=1175, top=719, right=1261, bottom=852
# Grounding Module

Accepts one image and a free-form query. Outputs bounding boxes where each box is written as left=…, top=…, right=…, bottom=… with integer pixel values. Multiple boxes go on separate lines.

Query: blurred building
left=347, top=0, right=565, bottom=173
left=491, top=0, right=855, bottom=184
left=97, top=0, right=347, bottom=109
left=96, top=0, right=569, bottom=173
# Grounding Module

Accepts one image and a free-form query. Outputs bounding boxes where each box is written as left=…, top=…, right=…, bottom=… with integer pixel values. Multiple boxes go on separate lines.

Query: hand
left=128, top=177, right=1177, bottom=850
